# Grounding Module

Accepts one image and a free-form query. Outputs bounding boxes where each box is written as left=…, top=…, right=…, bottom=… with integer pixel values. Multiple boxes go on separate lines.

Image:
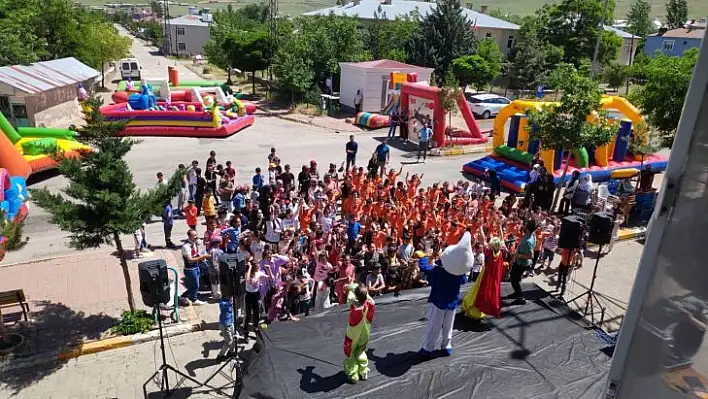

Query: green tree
left=451, top=55, right=491, bottom=91
left=665, top=0, right=688, bottom=29
left=486, top=8, right=524, bottom=25
left=602, top=63, right=628, bottom=91
left=30, top=97, right=183, bottom=312
left=34, top=0, right=84, bottom=59
left=626, top=0, right=653, bottom=38
left=545, top=62, right=576, bottom=99
left=438, top=71, right=461, bottom=134
left=477, top=39, right=503, bottom=81
left=0, top=210, right=27, bottom=262
left=149, top=0, right=163, bottom=18
left=273, top=38, right=315, bottom=105
left=288, top=15, right=369, bottom=89
left=630, top=48, right=698, bottom=147
left=507, top=19, right=565, bottom=92
left=76, top=23, right=132, bottom=88
left=222, top=30, right=271, bottom=93
left=141, top=20, right=164, bottom=49
left=542, top=0, right=621, bottom=67
left=0, top=0, right=42, bottom=65
left=410, top=0, right=475, bottom=85
left=527, top=67, right=616, bottom=208
left=364, top=14, right=420, bottom=62
left=627, top=120, right=659, bottom=188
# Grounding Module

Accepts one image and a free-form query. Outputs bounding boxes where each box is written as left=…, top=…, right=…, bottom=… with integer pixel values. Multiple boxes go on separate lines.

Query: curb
left=586, top=227, right=646, bottom=249
left=275, top=113, right=362, bottom=133
left=0, top=322, right=201, bottom=373
left=432, top=145, right=489, bottom=157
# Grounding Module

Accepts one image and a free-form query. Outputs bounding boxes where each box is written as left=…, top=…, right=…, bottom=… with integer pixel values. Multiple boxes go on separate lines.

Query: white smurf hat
left=439, top=231, right=474, bottom=276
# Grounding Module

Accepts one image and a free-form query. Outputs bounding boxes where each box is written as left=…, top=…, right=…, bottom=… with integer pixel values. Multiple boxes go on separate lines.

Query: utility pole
left=591, top=0, right=610, bottom=79
left=162, top=0, right=172, bottom=56
left=625, top=36, right=637, bottom=94
left=268, top=0, right=279, bottom=91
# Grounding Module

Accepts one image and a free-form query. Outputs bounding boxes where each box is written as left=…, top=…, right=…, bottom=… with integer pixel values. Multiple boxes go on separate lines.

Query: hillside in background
left=86, top=0, right=707, bottom=21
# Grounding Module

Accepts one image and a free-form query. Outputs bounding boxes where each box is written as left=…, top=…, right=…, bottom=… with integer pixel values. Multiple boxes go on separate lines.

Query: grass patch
left=292, top=103, right=324, bottom=116
left=111, top=310, right=154, bottom=336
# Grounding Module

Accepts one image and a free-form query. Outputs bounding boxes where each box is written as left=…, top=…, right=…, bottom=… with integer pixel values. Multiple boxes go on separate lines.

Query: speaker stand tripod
left=566, top=245, right=607, bottom=326
left=202, top=278, right=244, bottom=397
left=143, top=306, right=203, bottom=397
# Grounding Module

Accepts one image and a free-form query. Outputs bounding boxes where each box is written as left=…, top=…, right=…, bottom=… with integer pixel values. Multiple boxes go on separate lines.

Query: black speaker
left=559, top=215, right=585, bottom=249
left=588, top=212, right=614, bottom=245
left=219, top=253, right=245, bottom=299
left=139, top=259, right=170, bottom=307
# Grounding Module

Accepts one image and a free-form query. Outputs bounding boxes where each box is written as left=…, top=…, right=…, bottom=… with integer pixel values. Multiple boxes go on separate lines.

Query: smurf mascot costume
left=419, top=231, right=474, bottom=357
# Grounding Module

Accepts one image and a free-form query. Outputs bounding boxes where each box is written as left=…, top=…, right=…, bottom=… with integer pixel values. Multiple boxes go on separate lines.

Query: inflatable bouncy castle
left=356, top=72, right=489, bottom=147
left=0, top=112, right=90, bottom=179
left=104, top=82, right=255, bottom=138
left=462, top=96, right=668, bottom=192
left=0, top=168, right=28, bottom=262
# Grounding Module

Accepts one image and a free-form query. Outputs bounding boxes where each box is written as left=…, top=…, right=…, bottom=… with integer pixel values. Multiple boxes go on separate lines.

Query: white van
left=119, top=58, right=143, bottom=80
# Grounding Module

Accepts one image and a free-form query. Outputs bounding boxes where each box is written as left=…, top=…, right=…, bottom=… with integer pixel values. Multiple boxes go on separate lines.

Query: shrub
left=112, top=310, right=154, bottom=336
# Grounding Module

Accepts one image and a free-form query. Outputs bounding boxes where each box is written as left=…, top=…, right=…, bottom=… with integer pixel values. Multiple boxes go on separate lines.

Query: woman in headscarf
left=559, top=170, right=581, bottom=215
left=462, top=229, right=507, bottom=320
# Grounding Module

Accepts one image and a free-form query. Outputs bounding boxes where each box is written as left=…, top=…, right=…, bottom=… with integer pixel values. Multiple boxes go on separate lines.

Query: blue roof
left=304, top=0, right=519, bottom=30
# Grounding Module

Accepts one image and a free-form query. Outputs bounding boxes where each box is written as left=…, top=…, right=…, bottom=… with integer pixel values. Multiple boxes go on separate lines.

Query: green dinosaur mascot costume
left=343, top=283, right=376, bottom=383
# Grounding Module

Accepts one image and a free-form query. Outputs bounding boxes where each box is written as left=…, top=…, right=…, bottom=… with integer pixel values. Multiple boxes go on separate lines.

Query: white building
left=338, top=59, right=433, bottom=112
left=168, top=10, right=212, bottom=56
left=604, top=25, right=640, bottom=65
left=305, top=0, right=520, bottom=56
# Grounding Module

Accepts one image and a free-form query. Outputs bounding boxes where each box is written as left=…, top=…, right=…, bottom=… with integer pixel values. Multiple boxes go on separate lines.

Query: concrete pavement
left=0, top=327, right=252, bottom=399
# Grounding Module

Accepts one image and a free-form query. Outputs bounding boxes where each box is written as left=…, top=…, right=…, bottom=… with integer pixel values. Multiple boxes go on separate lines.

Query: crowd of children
left=168, top=146, right=593, bottom=358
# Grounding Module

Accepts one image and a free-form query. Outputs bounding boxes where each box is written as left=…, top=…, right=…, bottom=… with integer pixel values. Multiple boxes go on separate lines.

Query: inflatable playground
left=356, top=72, right=489, bottom=147
left=462, top=96, right=668, bottom=192
left=0, top=112, right=90, bottom=180
left=0, top=168, right=28, bottom=261
left=103, top=67, right=256, bottom=138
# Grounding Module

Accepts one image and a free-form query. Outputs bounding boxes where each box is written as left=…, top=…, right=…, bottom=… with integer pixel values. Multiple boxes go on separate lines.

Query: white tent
left=338, top=60, right=433, bottom=112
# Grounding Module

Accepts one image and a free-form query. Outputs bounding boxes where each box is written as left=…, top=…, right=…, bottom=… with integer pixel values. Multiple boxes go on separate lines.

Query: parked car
left=467, top=94, right=511, bottom=119
left=119, top=58, right=143, bottom=81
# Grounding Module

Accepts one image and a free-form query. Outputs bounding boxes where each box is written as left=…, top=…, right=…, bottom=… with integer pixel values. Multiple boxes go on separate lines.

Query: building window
left=662, top=40, right=675, bottom=51
left=176, top=27, right=185, bottom=35
left=506, top=36, right=515, bottom=49
left=177, top=42, right=186, bottom=51
left=11, top=104, right=27, bottom=119
left=485, top=32, right=492, bottom=39
left=624, top=40, right=632, bottom=53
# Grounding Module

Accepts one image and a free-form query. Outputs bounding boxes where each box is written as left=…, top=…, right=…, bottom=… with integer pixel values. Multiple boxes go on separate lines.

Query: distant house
left=645, top=26, right=705, bottom=57
left=168, top=9, right=213, bottom=56
left=603, top=25, right=639, bottom=65
left=304, top=0, right=520, bottom=56
left=0, top=57, right=99, bottom=127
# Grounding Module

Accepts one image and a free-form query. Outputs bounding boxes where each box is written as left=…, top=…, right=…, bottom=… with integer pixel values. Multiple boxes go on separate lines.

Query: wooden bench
left=0, top=289, right=30, bottom=322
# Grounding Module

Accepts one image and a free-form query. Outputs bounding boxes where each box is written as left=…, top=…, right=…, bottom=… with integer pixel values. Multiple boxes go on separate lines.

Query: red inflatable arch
left=400, top=82, right=489, bottom=146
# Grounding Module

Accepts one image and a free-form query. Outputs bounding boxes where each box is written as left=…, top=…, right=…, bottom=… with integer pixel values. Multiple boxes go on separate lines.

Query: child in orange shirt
left=555, top=248, right=577, bottom=299
left=183, top=199, right=198, bottom=230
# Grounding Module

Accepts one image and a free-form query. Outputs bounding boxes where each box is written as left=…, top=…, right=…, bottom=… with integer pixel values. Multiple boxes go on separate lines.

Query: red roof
left=650, top=27, right=705, bottom=39
left=347, top=59, right=422, bottom=69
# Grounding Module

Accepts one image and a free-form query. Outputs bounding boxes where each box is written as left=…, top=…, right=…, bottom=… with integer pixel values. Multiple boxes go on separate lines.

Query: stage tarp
left=241, top=283, right=612, bottom=399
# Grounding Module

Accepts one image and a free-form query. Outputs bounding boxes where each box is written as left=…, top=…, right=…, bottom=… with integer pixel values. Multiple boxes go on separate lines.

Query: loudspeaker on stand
left=219, top=253, right=244, bottom=299
left=139, top=259, right=170, bottom=307
left=588, top=211, right=614, bottom=245
left=559, top=215, right=585, bottom=249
